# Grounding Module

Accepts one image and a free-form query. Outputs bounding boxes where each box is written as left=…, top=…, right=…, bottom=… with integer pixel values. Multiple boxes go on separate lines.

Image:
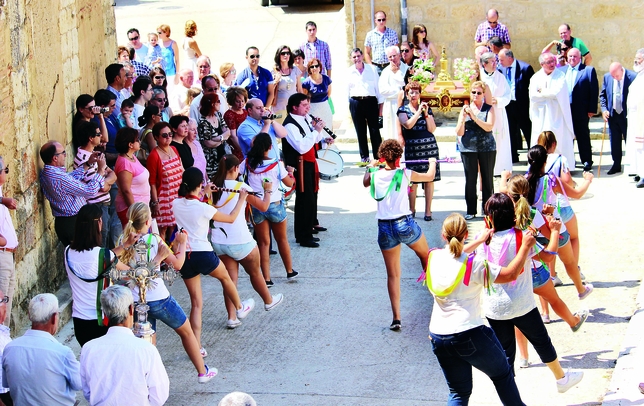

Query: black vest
left=281, top=114, right=307, bottom=168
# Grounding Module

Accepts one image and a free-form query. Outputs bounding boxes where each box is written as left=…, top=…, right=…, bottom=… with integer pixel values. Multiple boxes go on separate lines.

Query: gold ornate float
left=420, top=47, right=471, bottom=112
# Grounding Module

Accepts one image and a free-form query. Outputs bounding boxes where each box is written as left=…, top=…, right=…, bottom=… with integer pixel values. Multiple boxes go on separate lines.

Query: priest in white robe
left=626, top=48, right=644, bottom=187
left=378, top=46, right=408, bottom=140
left=480, top=52, right=512, bottom=175
left=529, top=53, right=576, bottom=167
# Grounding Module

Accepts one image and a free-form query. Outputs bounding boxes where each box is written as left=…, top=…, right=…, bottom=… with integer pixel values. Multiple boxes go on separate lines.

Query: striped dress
left=148, top=147, right=184, bottom=228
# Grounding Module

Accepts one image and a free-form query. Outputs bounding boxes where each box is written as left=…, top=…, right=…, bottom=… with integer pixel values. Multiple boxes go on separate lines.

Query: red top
left=147, top=146, right=180, bottom=190
left=223, top=110, right=248, bottom=130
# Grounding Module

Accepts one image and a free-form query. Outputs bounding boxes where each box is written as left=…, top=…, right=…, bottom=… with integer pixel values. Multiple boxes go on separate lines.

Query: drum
left=317, top=149, right=344, bottom=180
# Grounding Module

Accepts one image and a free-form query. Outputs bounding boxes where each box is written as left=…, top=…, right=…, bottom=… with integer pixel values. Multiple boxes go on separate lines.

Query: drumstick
left=317, top=157, right=336, bottom=164
left=322, top=145, right=330, bottom=159
left=400, top=158, right=462, bottom=164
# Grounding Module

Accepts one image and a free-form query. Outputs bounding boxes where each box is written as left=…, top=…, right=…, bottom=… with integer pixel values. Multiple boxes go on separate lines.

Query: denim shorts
left=377, top=214, right=423, bottom=250
left=179, top=251, right=221, bottom=280
left=252, top=200, right=287, bottom=224
left=559, top=205, right=574, bottom=223
left=141, top=295, right=187, bottom=331
left=532, top=263, right=550, bottom=289
left=212, top=240, right=257, bottom=261
left=536, top=230, right=570, bottom=248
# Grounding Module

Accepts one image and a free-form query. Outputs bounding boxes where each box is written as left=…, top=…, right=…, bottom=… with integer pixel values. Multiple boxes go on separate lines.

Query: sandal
left=424, top=215, right=432, bottom=221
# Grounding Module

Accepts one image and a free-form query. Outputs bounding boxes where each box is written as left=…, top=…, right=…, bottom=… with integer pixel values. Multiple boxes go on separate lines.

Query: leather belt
left=372, top=62, right=389, bottom=68
left=351, top=96, right=376, bottom=100
left=0, top=247, right=16, bottom=253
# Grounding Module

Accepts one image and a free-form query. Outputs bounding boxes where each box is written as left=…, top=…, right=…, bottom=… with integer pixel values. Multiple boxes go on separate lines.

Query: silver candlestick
left=109, top=238, right=177, bottom=342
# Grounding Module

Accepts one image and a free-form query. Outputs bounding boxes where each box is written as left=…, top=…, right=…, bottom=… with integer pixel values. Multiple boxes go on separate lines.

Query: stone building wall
left=346, top=1, right=643, bottom=77
left=0, top=0, right=116, bottom=332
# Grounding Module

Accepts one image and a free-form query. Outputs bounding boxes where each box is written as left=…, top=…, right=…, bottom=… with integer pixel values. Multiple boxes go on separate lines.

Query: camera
left=100, top=107, right=110, bottom=114
left=556, top=43, right=562, bottom=54
left=261, top=113, right=282, bottom=120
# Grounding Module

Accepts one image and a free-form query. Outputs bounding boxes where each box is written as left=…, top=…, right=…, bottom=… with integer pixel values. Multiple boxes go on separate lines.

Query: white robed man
left=479, top=52, right=512, bottom=175
left=529, top=52, right=575, bottom=166
left=626, top=48, right=644, bottom=188
left=378, top=46, right=408, bottom=140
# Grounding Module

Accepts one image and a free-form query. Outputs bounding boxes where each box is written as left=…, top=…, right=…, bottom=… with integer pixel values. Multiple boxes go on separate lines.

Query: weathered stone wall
left=0, top=0, right=116, bottom=332
left=346, top=1, right=643, bottom=77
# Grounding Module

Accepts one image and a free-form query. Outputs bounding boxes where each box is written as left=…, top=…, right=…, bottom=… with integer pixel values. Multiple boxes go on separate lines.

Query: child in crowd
left=118, top=99, right=135, bottom=128
left=146, top=33, right=164, bottom=68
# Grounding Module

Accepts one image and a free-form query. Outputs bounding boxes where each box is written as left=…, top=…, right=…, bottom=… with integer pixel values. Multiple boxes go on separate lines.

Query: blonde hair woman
left=183, top=20, right=202, bottom=80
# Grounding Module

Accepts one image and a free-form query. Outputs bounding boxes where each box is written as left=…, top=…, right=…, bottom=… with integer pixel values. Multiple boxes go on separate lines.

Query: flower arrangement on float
left=453, top=58, right=478, bottom=85
left=410, top=58, right=436, bottom=86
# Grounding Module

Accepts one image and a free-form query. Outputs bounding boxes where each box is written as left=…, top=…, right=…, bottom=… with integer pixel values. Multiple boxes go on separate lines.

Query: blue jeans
left=377, top=214, right=422, bottom=250
left=430, top=325, right=525, bottom=406
left=532, top=263, right=550, bottom=289
left=251, top=200, right=287, bottom=224
left=144, top=295, right=187, bottom=331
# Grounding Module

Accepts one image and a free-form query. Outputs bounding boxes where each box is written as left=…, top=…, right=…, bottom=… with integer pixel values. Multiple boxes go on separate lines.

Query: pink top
left=114, top=155, right=151, bottom=212
left=187, top=140, right=208, bottom=183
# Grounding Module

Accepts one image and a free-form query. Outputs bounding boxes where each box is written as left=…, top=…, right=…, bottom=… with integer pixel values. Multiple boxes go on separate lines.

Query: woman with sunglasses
left=139, top=105, right=163, bottom=158
left=400, top=42, right=417, bottom=71
left=455, top=81, right=496, bottom=220
left=156, top=24, right=179, bottom=85
left=147, top=122, right=184, bottom=242
left=412, top=24, right=438, bottom=61
left=302, top=58, right=333, bottom=130
left=272, top=45, right=302, bottom=123
left=150, top=86, right=173, bottom=122
left=72, top=94, right=109, bottom=149
left=198, top=93, right=230, bottom=180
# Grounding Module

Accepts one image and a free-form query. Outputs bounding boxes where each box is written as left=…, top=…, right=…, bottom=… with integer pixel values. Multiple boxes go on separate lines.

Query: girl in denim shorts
left=118, top=202, right=217, bottom=383
left=362, top=139, right=436, bottom=331
left=240, top=134, right=298, bottom=285
left=503, top=175, right=589, bottom=368
left=210, top=154, right=285, bottom=329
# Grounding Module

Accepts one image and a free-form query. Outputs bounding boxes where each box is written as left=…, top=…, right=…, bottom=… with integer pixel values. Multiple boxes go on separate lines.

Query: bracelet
left=150, top=201, right=159, bottom=206
left=265, top=190, right=273, bottom=194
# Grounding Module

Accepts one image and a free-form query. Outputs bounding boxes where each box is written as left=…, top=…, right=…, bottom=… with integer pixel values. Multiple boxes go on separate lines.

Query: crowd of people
left=0, top=8, right=640, bottom=405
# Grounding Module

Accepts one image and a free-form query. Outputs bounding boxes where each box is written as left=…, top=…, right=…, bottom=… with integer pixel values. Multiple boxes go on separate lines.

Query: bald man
left=558, top=48, right=598, bottom=172
left=599, top=62, right=637, bottom=174
left=474, top=9, right=511, bottom=49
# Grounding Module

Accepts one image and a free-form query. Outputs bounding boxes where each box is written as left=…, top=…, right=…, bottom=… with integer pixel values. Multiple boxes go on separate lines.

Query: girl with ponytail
left=116, top=202, right=217, bottom=383
left=210, top=154, right=284, bottom=329
left=239, top=133, right=296, bottom=286
left=503, top=174, right=589, bottom=368
left=172, top=167, right=255, bottom=352
left=424, top=213, right=535, bottom=404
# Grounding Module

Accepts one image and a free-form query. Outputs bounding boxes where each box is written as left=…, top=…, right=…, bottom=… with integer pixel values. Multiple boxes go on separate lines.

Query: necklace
left=125, top=153, right=136, bottom=161
left=279, top=66, right=291, bottom=75
left=157, top=146, right=172, bottom=159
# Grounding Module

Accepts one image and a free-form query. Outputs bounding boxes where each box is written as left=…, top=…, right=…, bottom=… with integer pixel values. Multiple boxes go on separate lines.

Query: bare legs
left=408, top=183, right=434, bottom=218
left=256, top=219, right=293, bottom=282
left=221, top=249, right=273, bottom=321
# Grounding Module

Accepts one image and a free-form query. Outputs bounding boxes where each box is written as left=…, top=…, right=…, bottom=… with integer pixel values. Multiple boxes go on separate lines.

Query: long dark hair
left=246, top=133, right=272, bottom=170
left=484, top=193, right=515, bottom=232
left=211, top=154, right=240, bottom=204
left=178, top=167, right=205, bottom=197
left=526, top=145, right=548, bottom=205
left=70, top=204, right=103, bottom=251
left=139, top=105, right=160, bottom=128
left=72, top=94, right=94, bottom=131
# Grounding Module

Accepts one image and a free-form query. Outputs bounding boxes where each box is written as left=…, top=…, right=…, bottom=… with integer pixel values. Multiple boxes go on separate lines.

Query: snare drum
left=317, top=149, right=344, bottom=180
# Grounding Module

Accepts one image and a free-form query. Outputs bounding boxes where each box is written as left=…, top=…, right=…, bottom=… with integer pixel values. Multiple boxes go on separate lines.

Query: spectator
left=235, top=46, right=275, bottom=106
left=0, top=155, right=17, bottom=328
left=190, top=74, right=228, bottom=123
left=145, top=32, right=164, bottom=69
left=194, top=55, right=212, bottom=88
left=219, top=62, right=236, bottom=93
left=474, top=9, right=511, bottom=49
left=292, top=49, right=307, bottom=79
left=170, top=68, right=194, bottom=115
left=302, top=58, right=333, bottom=129
left=72, top=121, right=118, bottom=248
left=127, top=46, right=151, bottom=79
left=129, top=76, right=154, bottom=130
left=543, top=24, right=592, bottom=65
left=139, top=105, right=163, bottom=159
left=182, top=20, right=202, bottom=78
left=198, top=93, right=230, bottom=179
left=2, top=293, right=82, bottom=406
left=114, top=127, right=151, bottom=227
left=120, top=62, right=134, bottom=99
left=157, top=24, right=180, bottom=84
left=223, top=86, right=249, bottom=161
left=117, top=98, right=135, bottom=128
left=272, top=45, right=302, bottom=123
left=0, top=288, right=11, bottom=405
left=127, top=28, right=148, bottom=62
left=80, top=285, right=170, bottom=405
left=187, top=119, right=208, bottom=183
left=300, top=21, right=332, bottom=77
left=170, top=115, right=194, bottom=169
left=72, top=94, right=108, bottom=149
left=411, top=24, right=438, bottom=61
left=364, top=11, right=399, bottom=75
left=147, top=121, right=184, bottom=242
left=105, top=63, right=127, bottom=111
left=92, top=89, right=120, bottom=155
left=40, top=140, right=106, bottom=246
left=150, top=86, right=172, bottom=122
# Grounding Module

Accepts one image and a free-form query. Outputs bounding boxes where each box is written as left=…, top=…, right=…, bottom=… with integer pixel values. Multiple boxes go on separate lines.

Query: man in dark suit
left=559, top=48, right=598, bottom=172
left=498, top=49, right=534, bottom=161
left=599, top=62, right=637, bottom=174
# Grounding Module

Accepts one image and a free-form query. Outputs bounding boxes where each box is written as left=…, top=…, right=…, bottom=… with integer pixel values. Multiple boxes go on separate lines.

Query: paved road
left=57, top=1, right=644, bottom=405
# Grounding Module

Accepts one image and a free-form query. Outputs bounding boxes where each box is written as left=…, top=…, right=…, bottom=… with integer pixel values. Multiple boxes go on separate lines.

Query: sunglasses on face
left=419, top=30, right=426, bottom=33
left=249, top=54, right=260, bottom=59
left=90, top=132, right=102, bottom=138
left=154, top=76, right=165, bottom=80
left=154, top=98, right=167, bottom=102
left=471, top=91, right=483, bottom=95
left=310, top=64, right=320, bottom=69
left=376, top=18, right=386, bottom=22
left=54, top=150, right=67, bottom=157
left=280, top=51, right=291, bottom=56
left=129, top=36, right=139, bottom=41
left=159, top=132, right=172, bottom=138
left=401, top=49, right=411, bottom=53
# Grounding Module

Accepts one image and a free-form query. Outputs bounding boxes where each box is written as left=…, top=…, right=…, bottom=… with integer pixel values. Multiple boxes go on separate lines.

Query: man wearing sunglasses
left=364, top=11, right=399, bottom=76
left=475, top=9, right=511, bottom=50
left=39, top=141, right=107, bottom=247
left=0, top=155, right=17, bottom=328
left=127, top=28, right=148, bottom=62
left=235, top=47, right=275, bottom=107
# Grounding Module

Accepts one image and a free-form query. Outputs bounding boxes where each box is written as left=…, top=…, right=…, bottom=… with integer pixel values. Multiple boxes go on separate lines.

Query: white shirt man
left=378, top=46, right=408, bottom=140
left=626, top=49, right=644, bottom=186
left=80, top=286, right=170, bottom=406
left=479, top=52, right=512, bottom=175
left=529, top=52, right=576, bottom=166
left=171, top=68, right=194, bottom=115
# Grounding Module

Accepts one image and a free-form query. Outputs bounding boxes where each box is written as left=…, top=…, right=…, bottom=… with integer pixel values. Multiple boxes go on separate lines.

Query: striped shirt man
left=40, top=165, right=104, bottom=217
left=73, top=150, right=110, bottom=205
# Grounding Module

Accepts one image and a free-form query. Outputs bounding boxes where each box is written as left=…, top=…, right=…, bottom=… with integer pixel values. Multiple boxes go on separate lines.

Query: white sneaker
left=552, top=275, right=563, bottom=287
left=236, top=298, right=255, bottom=319
left=226, top=319, right=242, bottom=329
left=519, top=358, right=530, bottom=368
left=557, top=369, right=584, bottom=393
left=198, top=364, right=218, bottom=383
left=264, top=293, right=284, bottom=311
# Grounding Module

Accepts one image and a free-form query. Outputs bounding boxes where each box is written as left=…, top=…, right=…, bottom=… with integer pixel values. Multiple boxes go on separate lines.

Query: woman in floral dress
left=198, top=93, right=230, bottom=180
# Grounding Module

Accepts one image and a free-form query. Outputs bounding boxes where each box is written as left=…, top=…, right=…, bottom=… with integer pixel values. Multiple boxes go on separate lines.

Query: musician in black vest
left=282, top=93, right=334, bottom=248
